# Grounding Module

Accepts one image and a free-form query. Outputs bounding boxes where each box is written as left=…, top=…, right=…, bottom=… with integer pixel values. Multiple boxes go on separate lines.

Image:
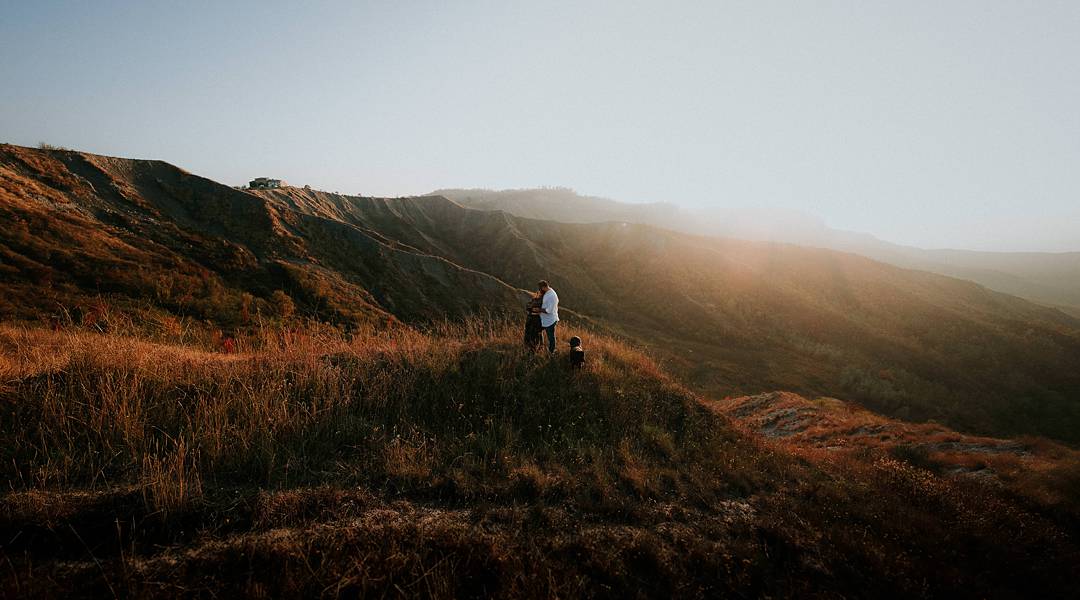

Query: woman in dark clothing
left=523, top=291, right=543, bottom=351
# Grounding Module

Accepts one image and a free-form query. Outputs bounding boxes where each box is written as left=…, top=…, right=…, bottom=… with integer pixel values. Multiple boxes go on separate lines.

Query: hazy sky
left=3, top=1, right=1078, bottom=251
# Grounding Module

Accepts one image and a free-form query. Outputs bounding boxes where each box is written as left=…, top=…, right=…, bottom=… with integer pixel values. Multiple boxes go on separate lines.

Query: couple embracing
left=524, top=280, right=558, bottom=354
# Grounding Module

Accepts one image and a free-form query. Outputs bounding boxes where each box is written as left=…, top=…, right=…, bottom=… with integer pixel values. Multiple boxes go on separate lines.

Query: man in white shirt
left=538, top=280, right=559, bottom=355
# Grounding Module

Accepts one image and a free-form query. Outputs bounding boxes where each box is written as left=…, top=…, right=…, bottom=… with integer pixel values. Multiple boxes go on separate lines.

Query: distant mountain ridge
left=3, top=144, right=1080, bottom=443
left=430, top=187, right=681, bottom=226
left=434, top=187, right=1080, bottom=315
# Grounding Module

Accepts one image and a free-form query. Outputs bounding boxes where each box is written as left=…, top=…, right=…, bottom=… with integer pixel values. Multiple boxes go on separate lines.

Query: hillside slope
left=260, top=186, right=1080, bottom=442
left=2, top=323, right=1078, bottom=598
left=0, top=144, right=528, bottom=326
left=437, top=187, right=1080, bottom=313
left=2, top=144, right=1080, bottom=442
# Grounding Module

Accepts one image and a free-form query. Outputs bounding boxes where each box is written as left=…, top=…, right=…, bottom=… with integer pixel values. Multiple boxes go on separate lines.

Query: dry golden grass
left=3, top=320, right=1080, bottom=598
left=715, top=390, right=1080, bottom=522
left=1, top=319, right=717, bottom=508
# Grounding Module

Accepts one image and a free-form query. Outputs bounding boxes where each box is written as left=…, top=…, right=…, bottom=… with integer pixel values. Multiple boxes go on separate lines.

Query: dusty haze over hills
left=436, top=187, right=1080, bottom=316
left=3, top=2, right=1080, bottom=252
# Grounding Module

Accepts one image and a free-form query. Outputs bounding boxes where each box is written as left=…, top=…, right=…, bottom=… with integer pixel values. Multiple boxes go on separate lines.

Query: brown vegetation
left=261, top=184, right=1080, bottom=443
left=716, top=391, right=1080, bottom=525
left=3, top=143, right=1080, bottom=596
left=4, top=143, right=1080, bottom=444
left=2, top=321, right=1078, bottom=598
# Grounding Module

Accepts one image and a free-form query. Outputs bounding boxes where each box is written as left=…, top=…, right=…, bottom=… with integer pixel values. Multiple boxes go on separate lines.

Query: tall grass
left=0, top=318, right=732, bottom=514
left=4, top=321, right=1080, bottom=598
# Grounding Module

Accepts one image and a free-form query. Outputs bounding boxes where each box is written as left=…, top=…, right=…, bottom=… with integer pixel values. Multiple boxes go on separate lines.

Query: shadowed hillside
left=3, top=144, right=1080, bottom=597
left=0, top=144, right=527, bottom=328
left=260, top=186, right=1080, bottom=442
left=3, top=144, right=1080, bottom=443
left=2, top=322, right=1078, bottom=598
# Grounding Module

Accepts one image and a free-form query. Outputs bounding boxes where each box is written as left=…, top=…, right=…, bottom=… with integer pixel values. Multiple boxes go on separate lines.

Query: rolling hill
left=4, top=143, right=1080, bottom=597
left=0, top=144, right=529, bottom=328
left=436, top=187, right=1080, bottom=315
left=262, top=185, right=1080, bottom=442
left=3, top=144, right=1080, bottom=444
left=3, top=322, right=1078, bottom=597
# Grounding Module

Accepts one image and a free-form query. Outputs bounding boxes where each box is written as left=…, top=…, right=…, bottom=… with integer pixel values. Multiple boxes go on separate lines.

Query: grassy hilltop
left=3, top=143, right=1080, bottom=596
left=4, top=143, right=1080, bottom=445
left=2, top=320, right=1079, bottom=598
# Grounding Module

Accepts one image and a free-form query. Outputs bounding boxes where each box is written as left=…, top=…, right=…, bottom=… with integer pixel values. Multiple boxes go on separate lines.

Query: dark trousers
left=543, top=323, right=557, bottom=354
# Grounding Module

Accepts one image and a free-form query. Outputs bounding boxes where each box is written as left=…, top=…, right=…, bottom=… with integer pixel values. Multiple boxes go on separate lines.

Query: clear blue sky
left=3, top=1, right=1078, bottom=251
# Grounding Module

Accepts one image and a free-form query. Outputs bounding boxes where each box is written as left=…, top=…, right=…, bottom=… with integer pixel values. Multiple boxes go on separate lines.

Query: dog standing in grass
left=568, top=336, right=585, bottom=368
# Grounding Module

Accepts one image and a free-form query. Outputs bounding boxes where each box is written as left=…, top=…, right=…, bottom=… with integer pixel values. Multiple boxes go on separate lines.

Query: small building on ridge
left=249, top=177, right=283, bottom=189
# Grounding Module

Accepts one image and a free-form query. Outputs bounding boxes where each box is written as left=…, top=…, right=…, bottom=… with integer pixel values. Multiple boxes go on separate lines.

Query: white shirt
left=540, top=288, right=559, bottom=327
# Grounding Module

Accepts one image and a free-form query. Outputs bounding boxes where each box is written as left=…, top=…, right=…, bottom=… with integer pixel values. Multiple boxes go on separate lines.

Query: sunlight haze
left=2, top=1, right=1078, bottom=251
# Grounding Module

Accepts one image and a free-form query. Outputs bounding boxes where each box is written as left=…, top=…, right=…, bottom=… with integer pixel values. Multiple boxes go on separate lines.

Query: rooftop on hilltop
left=249, top=177, right=283, bottom=189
